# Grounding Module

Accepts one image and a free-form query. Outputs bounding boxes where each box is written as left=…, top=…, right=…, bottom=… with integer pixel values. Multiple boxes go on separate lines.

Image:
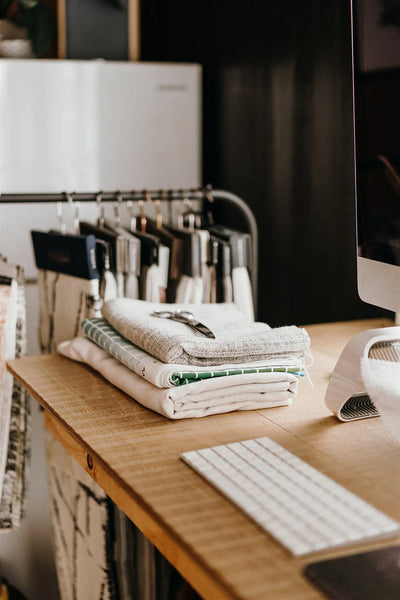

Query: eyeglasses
left=150, top=310, right=215, bottom=339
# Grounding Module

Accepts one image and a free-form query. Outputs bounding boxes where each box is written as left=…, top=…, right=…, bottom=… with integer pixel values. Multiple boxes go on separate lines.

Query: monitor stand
left=325, top=326, right=400, bottom=421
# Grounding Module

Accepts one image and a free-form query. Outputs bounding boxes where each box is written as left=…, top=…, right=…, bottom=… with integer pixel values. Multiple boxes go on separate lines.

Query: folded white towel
left=102, top=298, right=310, bottom=366
left=58, top=337, right=299, bottom=420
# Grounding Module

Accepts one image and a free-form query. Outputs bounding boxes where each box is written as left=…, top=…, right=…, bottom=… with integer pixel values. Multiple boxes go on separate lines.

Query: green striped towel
left=82, top=318, right=303, bottom=388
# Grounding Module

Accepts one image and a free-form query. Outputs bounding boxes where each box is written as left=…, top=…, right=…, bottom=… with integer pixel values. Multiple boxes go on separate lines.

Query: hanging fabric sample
left=168, top=197, right=213, bottom=304
left=166, top=228, right=202, bottom=304
left=197, top=230, right=211, bottom=303
left=0, top=277, right=18, bottom=504
left=209, top=237, right=233, bottom=304
left=129, top=229, right=164, bottom=302
left=0, top=263, right=31, bottom=530
left=144, top=219, right=185, bottom=303
left=207, top=225, right=254, bottom=320
left=78, top=222, right=120, bottom=301
left=103, top=221, right=141, bottom=300
left=31, top=231, right=102, bottom=352
left=0, top=257, right=30, bottom=531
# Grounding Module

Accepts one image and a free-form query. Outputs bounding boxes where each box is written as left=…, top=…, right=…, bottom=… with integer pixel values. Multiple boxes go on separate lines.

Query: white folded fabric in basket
left=102, top=298, right=310, bottom=366
left=58, top=337, right=299, bottom=420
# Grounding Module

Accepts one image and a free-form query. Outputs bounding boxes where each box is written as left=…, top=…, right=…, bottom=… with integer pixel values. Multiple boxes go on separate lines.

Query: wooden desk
left=7, top=318, right=400, bottom=600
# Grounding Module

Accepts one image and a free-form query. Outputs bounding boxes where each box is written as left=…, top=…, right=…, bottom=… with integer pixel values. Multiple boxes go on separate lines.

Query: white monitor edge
left=357, top=256, right=400, bottom=314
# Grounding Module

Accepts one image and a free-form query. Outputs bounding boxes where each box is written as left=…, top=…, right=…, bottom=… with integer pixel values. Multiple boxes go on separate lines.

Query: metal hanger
left=203, top=185, right=215, bottom=226
left=126, top=193, right=137, bottom=232
left=66, top=191, right=80, bottom=234
left=153, top=193, right=163, bottom=229
left=113, top=191, right=123, bottom=227
left=96, top=191, right=105, bottom=228
left=177, top=195, right=202, bottom=231
left=138, top=192, right=147, bottom=233
left=57, top=200, right=67, bottom=235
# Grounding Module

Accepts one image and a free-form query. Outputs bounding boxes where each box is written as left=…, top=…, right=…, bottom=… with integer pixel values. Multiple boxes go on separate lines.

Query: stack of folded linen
left=58, top=299, right=310, bottom=419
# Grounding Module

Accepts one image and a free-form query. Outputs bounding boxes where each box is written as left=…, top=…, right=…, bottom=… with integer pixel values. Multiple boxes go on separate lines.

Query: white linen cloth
left=198, top=230, right=212, bottom=303
left=144, top=245, right=170, bottom=303
left=361, top=357, right=400, bottom=443
left=175, top=274, right=194, bottom=303
left=232, top=266, right=255, bottom=321
left=189, top=275, right=204, bottom=304
left=82, top=317, right=303, bottom=388
left=102, top=298, right=310, bottom=366
left=58, top=337, right=299, bottom=420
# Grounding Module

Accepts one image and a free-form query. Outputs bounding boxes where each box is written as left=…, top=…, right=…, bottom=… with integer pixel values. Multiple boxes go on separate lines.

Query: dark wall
left=141, top=0, right=388, bottom=326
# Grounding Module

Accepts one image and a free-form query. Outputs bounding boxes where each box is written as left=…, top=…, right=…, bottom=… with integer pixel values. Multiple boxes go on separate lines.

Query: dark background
left=140, top=0, right=391, bottom=326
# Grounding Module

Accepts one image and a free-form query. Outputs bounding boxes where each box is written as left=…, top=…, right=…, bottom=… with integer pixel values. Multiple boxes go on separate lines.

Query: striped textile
left=82, top=317, right=304, bottom=388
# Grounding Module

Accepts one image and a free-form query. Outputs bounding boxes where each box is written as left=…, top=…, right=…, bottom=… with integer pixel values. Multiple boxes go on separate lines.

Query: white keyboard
left=181, top=437, right=400, bottom=556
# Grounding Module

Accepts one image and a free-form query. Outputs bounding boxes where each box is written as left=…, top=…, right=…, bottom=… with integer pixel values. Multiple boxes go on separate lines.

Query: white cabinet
left=0, top=59, right=201, bottom=192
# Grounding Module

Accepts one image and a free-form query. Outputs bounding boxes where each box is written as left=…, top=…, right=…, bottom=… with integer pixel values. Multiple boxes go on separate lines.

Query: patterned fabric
left=82, top=317, right=304, bottom=388
left=232, top=265, right=254, bottom=321
left=46, top=434, right=118, bottom=600
left=0, top=279, right=31, bottom=530
left=171, top=366, right=302, bottom=385
left=0, top=281, right=18, bottom=502
left=37, top=269, right=101, bottom=354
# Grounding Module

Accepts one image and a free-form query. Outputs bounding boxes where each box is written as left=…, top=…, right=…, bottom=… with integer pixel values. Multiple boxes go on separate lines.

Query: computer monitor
left=352, top=0, right=400, bottom=313
left=324, top=1, right=400, bottom=431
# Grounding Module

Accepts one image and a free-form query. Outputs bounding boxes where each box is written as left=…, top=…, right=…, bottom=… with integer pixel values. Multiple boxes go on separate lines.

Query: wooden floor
left=7, top=318, right=400, bottom=599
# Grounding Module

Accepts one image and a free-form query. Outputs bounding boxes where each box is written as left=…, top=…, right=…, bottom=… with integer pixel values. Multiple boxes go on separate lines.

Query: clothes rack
left=0, top=187, right=258, bottom=313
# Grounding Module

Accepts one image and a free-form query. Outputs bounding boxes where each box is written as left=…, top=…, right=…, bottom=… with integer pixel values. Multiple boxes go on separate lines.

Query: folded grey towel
left=102, top=299, right=310, bottom=366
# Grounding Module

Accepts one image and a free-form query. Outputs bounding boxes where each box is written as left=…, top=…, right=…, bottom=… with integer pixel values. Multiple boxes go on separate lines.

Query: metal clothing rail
left=0, top=187, right=258, bottom=312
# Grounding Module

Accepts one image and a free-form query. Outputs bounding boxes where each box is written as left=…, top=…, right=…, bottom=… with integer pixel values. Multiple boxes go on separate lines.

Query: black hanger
left=207, top=224, right=252, bottom=270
